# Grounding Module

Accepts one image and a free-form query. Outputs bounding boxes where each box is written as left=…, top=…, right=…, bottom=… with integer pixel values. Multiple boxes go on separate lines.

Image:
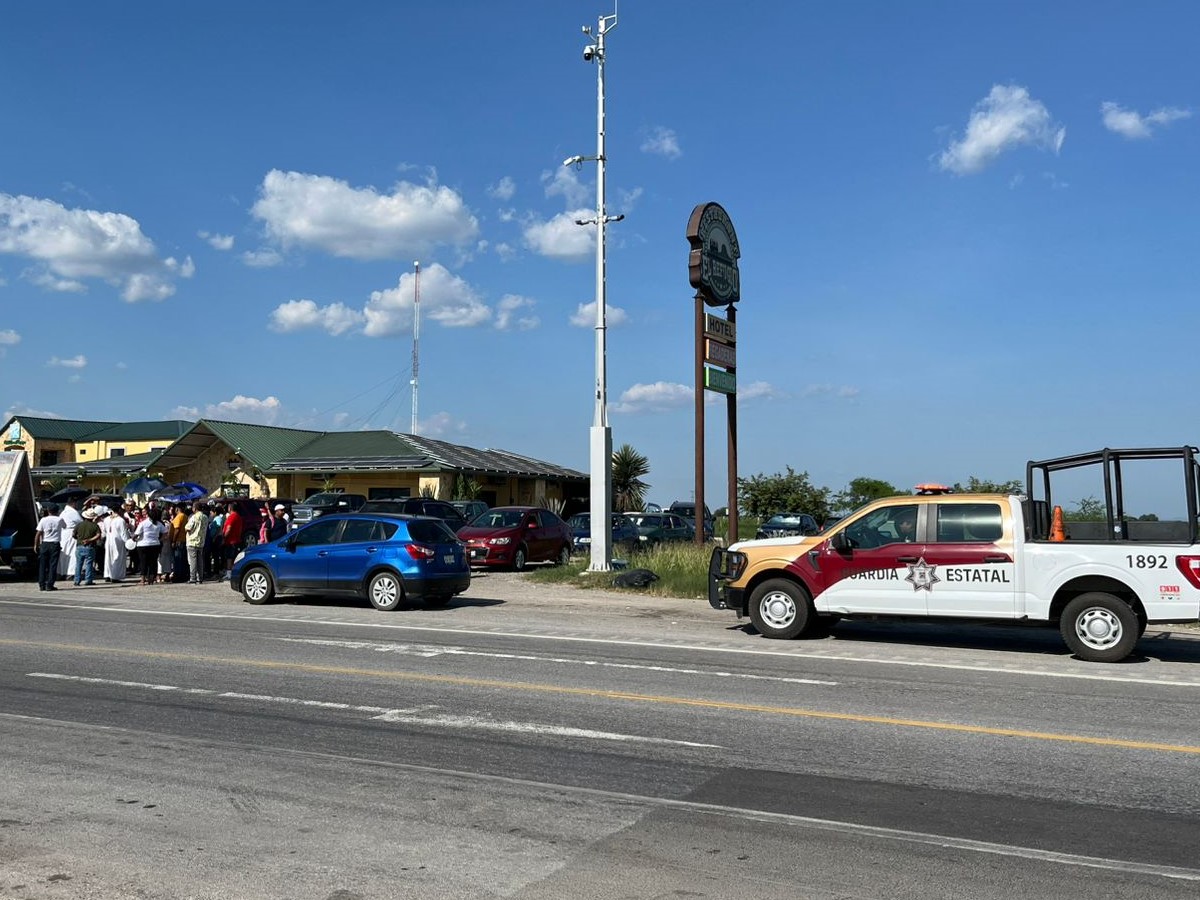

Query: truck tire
left=748, top=578, right=813, bottom=640
left=1060, top=592, right=1139, bottom=662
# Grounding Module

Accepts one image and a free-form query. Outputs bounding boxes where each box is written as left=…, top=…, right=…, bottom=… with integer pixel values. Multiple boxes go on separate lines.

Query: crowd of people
left=32, top=496, right=290, bottom=591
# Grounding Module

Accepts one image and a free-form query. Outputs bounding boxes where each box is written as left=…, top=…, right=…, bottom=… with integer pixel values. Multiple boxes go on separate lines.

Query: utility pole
left=410, top=260, right=420, bottom=435
left=566, top=9, right=623, bottom=571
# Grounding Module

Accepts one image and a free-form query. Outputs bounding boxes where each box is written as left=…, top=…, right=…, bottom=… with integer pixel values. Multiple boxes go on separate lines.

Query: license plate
left=470, top=548, right=484, bottom=559
left=13, top=555, right=27, bottom=564
left=443, top=554, right=455, bottom=564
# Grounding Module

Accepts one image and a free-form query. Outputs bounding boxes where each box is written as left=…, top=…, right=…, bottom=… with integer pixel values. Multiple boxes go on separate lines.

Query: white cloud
left=613, top=381, right=692, bottom=414
left=739, top=381, right=783, bottom=401
left=47, top=354, right=87, bottom=369
left=241, top=247, right=283, bottom=268
left=938, top=85, right=1065, bottom=175
left=266, top=263, right=498, bottom=338
left=488, top=176, right=516, bottom=200
left=415, top=411, right=468, bottom=438
left=251, top=169, right=479, bottom=260
left=0, top=329, right=19, bottom=345
left=364, top=263, right=490, bottom=335
left=524, top=210, right=595, bottom=262
left=198, top=230, right=235, bottom=250
left=29, top=270, right=86, bottom=293
left=0, top=193, right=189, bottom=301
left=171, top=394, right=282, bottom=425
left=640, top=126, right=682, bottom=159
left=802, top=384, right=860, bottom=399
left=494, top=294, right=540, bottom=331
left=569, top=300, right=628, bottom=328
left=269, top=299, right=364, bottom=336
left=1100, top=102, right=1192, bottom=140
left=4, top=402, right=62, bottom=420
left=542, top=167, right=591, bottom=207
left=494, top=242, right=516, bottom=262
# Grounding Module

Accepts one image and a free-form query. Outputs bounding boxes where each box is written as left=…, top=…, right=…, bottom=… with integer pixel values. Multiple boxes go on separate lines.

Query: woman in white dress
left=103, top=508, right=130, bottom=582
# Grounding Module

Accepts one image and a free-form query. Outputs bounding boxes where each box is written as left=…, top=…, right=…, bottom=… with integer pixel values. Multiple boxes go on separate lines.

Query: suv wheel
left=368, top=571, right=404, bottom=611
left=241, top=567, right=274, bottom=605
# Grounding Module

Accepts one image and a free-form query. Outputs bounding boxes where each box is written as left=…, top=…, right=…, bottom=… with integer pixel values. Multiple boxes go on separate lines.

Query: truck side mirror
left=830, top=531, right=851, bottom=553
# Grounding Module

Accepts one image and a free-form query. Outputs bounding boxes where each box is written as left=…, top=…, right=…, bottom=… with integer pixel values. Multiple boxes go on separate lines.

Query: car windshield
left=568, top=514, right=589, bottom=529
left=765, top=515, right=803, bottom=527
left=628, top=515, right=662, bottom=527
left=472, top=509, right=525, bottom=528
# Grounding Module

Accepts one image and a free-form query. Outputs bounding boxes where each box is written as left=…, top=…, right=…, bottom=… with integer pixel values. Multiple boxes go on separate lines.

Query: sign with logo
left=705, top=367, right=736, bottom=395
left=687, top=202, right=741, bottom=307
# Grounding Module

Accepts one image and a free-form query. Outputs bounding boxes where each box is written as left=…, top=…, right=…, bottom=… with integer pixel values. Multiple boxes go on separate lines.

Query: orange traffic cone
left=1049, top=505, right=1066, bottom=542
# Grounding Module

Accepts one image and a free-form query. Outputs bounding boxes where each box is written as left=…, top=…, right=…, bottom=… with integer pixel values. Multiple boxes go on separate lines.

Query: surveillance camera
left=563, top=154, right=584, bottom=167
left=583, top=45, right=596, bottom=61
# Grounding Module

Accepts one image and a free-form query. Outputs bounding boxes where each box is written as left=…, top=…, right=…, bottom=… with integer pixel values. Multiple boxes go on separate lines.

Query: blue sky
left=1, top=1, right=1196, bottom=511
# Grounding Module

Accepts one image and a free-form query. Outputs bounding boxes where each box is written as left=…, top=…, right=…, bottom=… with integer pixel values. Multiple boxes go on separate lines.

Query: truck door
left=923, top=502, right=1017, bottom=618
left=812, top=504, right=928, bottom=615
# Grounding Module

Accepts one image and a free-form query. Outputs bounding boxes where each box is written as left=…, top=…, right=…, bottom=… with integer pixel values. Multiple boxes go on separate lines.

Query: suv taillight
left=1175, top=556, right=1200, bottom=589
left=406, top=543, right=436, bottom=560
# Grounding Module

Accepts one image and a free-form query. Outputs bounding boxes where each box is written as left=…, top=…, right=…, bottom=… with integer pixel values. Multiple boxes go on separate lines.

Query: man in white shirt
left=57, top=499, right=83, bottom=578
left=34, top=503, right=64, bottom=591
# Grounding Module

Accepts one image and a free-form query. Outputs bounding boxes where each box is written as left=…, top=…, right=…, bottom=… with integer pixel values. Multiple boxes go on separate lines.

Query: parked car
left=668, top=500, right=714, bottom=539
left=458, top=506, right=572, bottom=571
left=566, top=512, right=641, bottom=555
left=623, top=511, right=694, bottom=546
left=289, top=492, right=367, bottom=530
left=450, top=499, right=489, bottom=522
left=230, top=513, right=470, bottom=611
left=360, top=498, right=467, bottom=533
left=754, top=513, right=821, bottom=539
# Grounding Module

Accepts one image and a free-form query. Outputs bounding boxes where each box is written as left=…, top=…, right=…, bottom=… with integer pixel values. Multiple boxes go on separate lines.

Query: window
left=368, top=487, right=411, bottom=500
left=937, top=503, right=1003, bottom=543
left=339, top=519, right=380, bottom=543
left=408, top=519, right=455, bottom=543
left=293, top=519, right=341, bottom=546
left=38, top=450, right=59, bottom=466
left=78, top=449, right=88, bottom=456
left=110, top=448, right=126, bottom=458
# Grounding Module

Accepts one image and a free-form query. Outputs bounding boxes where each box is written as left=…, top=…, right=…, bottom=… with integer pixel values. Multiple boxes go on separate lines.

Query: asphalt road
left=0, top=569, right=1198, bottom=899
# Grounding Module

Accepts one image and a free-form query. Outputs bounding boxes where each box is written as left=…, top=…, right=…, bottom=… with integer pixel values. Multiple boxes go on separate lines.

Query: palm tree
left=611, top=444, right=650, bottom=512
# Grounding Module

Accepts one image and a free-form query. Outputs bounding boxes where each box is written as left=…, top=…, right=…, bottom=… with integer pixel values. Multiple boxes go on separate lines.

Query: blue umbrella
left=122, top=476, right=170, bottom=496
left=151, top=482, right=208, bottom=502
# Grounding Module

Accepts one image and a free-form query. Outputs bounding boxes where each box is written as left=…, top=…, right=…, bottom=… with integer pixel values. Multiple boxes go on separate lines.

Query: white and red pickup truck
left=708, top=447, right=1200, bottom=662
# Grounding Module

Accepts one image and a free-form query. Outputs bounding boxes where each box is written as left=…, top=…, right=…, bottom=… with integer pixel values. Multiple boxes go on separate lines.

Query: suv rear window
left=407, top=519, right=458, bottom=543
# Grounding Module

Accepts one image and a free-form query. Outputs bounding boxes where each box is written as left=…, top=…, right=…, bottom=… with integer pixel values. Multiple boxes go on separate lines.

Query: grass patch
left=526, top=541, right=715, bottom=599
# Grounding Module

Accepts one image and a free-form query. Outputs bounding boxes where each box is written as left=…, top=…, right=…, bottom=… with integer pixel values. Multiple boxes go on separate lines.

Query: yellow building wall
left=74, top=438, right=174, bottom=462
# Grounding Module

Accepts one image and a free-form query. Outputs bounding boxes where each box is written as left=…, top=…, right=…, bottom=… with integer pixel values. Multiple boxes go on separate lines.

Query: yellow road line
left=6, top=638, right=1199, bottom=755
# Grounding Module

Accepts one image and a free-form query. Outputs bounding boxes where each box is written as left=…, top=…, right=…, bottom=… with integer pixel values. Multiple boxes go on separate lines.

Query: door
left=923, top=502, right=1017, bottom=618
left=326, top=518, right=390, bottom=594
left=815, top=504, right=928, bottom=615
left=274, top=518, right=341, bottom=591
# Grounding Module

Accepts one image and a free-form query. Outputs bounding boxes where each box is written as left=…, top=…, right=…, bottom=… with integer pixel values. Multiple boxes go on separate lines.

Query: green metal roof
left=31, top=451, right=160, bottom=478
left=86, top=420, right=194, bottom=441
left=6, top=416, right=119, bottom=441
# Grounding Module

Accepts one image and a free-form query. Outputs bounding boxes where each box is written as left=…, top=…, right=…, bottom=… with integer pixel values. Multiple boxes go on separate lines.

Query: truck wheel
left=241, top=567, right=274, bottom=605
left=748, top=578, right=812, bottom=639
left=1060, top=592, right=1139, bottom=662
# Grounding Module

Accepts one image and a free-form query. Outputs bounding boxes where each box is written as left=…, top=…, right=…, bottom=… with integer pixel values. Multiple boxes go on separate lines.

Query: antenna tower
left=410, top=260, right=420, bottom=435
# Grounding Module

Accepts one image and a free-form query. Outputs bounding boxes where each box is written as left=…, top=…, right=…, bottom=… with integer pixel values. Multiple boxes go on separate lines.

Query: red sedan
left=458, top=506, right=572, bottom=571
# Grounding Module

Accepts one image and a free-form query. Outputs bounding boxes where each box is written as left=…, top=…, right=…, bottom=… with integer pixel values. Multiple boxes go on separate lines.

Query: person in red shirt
left=221, top=501, right=243, bottom=581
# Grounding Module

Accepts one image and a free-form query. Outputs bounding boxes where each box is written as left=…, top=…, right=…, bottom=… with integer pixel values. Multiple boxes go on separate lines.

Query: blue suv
left=230, top=513, right=470, bottom=611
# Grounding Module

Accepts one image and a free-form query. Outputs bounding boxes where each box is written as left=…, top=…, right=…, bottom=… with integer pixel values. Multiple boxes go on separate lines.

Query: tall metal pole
left=578, top=10, right=617, bottom=572
left=410, top=260, right=420, bottom=435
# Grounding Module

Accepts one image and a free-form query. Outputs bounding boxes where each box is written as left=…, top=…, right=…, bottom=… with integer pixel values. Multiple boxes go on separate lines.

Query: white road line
left=7, top=598, right=1200, bottom=688
left=274, top=636, right=838, bottom=686
left=24, top=673, right=720, bottom=749
left=5, top=706, right=1193, bottom=883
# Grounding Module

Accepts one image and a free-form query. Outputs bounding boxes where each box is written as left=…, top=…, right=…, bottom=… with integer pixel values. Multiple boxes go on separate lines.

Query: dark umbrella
left=49, top=485, right=90, bottom=503
left=121, top=476, right=170, bottom=496
left=151, top=482, right=208, bottom=503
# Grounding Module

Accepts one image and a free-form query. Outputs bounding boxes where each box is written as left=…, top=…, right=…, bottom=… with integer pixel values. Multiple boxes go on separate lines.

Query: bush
left=527, top=541, right=714, bottom=599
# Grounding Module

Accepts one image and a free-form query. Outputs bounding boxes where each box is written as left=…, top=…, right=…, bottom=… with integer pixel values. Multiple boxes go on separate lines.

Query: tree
left=737, top=467, right=830, bottom=521
left=952, top=476, right=1024, bottom=494
left=611, top=444, right=650, bottom=512
left=832, top=477, right=902, bottom=513
left=452, top=473, right=481, bottom=500
left=1063, top=496, right=1107, bottom=521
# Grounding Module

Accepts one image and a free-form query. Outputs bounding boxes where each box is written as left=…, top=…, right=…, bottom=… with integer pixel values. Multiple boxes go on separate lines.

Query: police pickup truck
left=709, top=447, right=1200, bottom=662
